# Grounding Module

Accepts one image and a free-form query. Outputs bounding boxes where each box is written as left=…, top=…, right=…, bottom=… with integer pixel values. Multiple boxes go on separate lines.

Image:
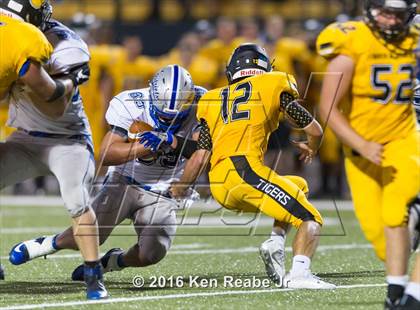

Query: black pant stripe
left=230, top=156, right=315, bottom=222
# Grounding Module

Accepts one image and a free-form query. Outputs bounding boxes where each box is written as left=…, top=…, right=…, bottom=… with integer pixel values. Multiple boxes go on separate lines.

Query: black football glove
left=68, top=63, right=90, bottom=86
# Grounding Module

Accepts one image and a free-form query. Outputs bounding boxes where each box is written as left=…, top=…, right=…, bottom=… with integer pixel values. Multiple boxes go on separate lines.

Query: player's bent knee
left=69, top=205, right=89, bottom=218
left=284, top=175, right=309, bottom=195
left=382, top=206, right=408, bottom=228
left=138, top=240, right=168, bottom=266
left=60, top=184, right=91, bottom=218
left=68, top=204, right=90, bottom=218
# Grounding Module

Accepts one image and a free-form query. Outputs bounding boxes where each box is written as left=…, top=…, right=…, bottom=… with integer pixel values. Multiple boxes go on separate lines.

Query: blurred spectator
left=262, top=14, right=284, bottom=44
left=193, top=19, right=215, bottom=45
left=70, top=12, right=99, bottom=45
left=199, top=17, right=244, bottom=87
left=160, top=32, right=218, bottom=89
left=239, top=17, right=261, bottom=43
left=110, top=35, right=156, bottom=92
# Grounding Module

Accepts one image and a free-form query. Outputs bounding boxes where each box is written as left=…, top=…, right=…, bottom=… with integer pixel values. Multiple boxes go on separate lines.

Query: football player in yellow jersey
left=171, top=43, right=335, bottom=289
left=317, top=0, right=419, bottom=307
left=0, top=0, right=87, bottom=106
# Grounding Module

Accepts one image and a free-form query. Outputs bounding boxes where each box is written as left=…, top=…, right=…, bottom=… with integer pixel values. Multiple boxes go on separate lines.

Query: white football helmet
left=149, top=65, right=195, bottom=131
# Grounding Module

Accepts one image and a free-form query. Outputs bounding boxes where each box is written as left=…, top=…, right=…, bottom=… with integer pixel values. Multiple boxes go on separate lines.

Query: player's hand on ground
left=68, top=63, right=90, bottom=86
left=359, top=141, right=383, bottom=165
left=291, top=140, right=314, bottom=164
left=140, top=131, right=174, bottom=152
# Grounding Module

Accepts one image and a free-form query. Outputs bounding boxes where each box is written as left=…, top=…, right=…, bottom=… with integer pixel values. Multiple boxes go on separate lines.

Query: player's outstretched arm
left=19, top=61, right=90, bottom=104
left=319, top=55, right=383, bottom=165
left=170, top=119, right=212, bottom=199
left=19, top=61, right=74, bottom=101
left=99, top=130, right=153, bottom=166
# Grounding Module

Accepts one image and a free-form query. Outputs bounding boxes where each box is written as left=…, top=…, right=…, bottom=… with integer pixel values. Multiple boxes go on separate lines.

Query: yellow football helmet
left=0, top=0, right=52, bottom=28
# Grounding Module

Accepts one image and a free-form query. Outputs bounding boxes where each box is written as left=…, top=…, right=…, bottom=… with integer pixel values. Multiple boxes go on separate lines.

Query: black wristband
left=47, top=80, right=65, bottom=102
left=174, top=136, right=198, bottom=159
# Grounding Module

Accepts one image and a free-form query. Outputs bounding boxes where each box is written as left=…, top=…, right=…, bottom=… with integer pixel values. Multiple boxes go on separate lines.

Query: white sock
left=290, top=255, right=311, bottom=276
left=387, top=275, right=409, bottom=287
left=26, top=235, right=58, bottom=259
left=405, top=282, right=420, bottom=301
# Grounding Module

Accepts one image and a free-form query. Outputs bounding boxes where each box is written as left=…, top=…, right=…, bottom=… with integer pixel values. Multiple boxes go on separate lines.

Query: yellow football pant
left=209, top=155, right=323, bottom=228
left=345, top=132, right=420, bottom=261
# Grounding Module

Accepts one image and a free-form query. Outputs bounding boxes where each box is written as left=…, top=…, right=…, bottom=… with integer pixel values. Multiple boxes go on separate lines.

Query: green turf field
left=0, top=199, right=402, bottom=309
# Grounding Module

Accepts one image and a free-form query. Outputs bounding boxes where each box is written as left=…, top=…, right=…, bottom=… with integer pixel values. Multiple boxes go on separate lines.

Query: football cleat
left=395, top=294, right=420, bottom=309
left=84, top=264, right=108, bottom=300
left=259, top=238, right=286, bottom=285
left=408, top=196, right=420, bottom=251
left=385, top=297, right=399, bottom=310
left=0, top=264, right=4, bottom=280
left=72, top=248, right=124, bottom=282
left=9, top=235, right=58, bottom=265
left=283, top=270, right=336, bottom=289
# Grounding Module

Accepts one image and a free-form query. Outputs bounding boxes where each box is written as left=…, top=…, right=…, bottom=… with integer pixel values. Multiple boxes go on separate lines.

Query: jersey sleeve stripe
left=18, top=59, right=30, bottom=77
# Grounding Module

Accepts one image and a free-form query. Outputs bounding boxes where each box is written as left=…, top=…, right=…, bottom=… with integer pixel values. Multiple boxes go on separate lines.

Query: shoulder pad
left=44, top=21, right=90, bottom=75
left=44, top=20, right=82, bottom=45
left=316, top=21, right=359, bottom=59
left=194, top=85, right=208, bottom=101
left=262, top=72, right=299, bottom=95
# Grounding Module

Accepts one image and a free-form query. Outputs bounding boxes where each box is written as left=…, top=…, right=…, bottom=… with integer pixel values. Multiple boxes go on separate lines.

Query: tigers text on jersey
left=105, top=86, right=206, bottom=192
left=317, top=21, right=418, bottom=144
left=7, top=20, right=91, bottom=136
left=0, top=14, right=52, bottom=99
left=197, top=72, right=298, bottom=168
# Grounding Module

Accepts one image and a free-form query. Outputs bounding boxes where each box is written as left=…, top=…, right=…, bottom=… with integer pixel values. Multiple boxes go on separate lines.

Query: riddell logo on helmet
left=241, top=69, right=264, bottom=76
left=232, top=69, right=265, bottom=80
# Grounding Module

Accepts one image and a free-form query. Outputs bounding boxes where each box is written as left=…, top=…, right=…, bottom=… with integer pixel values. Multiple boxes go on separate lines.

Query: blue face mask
left=149, top=104, right=191, bottom=133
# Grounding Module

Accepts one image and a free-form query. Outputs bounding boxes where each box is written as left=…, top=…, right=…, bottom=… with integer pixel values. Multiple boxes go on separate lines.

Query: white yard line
left=0, top=243, right=372, bottom=260
left=0, top=217, right=342, bottom=234
left=0, top=227, right=66, bottom=234
left=0, top=283, right=386, bottom=310
left=0, top=196, right=355, bottom=210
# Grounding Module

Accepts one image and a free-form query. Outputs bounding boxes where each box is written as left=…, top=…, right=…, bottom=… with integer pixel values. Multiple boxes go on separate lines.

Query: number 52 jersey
left=316, top=21, right=419, bottom=144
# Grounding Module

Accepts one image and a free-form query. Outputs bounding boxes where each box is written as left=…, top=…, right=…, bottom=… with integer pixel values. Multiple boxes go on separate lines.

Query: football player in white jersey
left=10, top=65, right=207, bottom=280
left=2, top=19, right=107, bottom=299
